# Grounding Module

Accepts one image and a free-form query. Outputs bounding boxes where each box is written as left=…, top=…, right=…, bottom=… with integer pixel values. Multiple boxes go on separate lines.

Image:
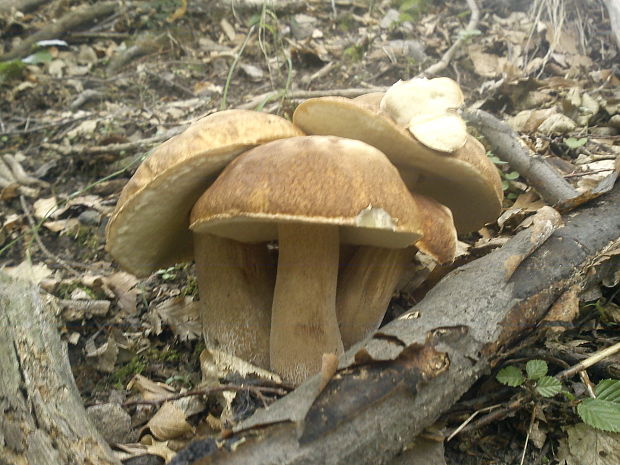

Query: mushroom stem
left=193, top=233, right=275, bottom=368
left=270, top=223, right=344, bottom=384
left=336, top=246, right=417, bottom=349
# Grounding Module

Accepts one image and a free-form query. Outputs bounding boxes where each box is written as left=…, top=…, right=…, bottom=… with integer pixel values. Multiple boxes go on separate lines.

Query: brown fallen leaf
left=146, top=401, right=195, bottom=441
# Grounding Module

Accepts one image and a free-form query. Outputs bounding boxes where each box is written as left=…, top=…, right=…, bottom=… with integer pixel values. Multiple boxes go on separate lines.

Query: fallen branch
left=170, top=182, right=619, bottom=465
left=238, top=87, right=386, bottom=110
left=0, top=0, right=47, bottom=14
left=421, top=0, right=480, bottom=77
left=0, top=2, right=119, bottom=61
left=41, top=128, right=185, bottom=157
left=0, top=275, right=120, bottom=465
left=463, top=108, right=580, bottom=205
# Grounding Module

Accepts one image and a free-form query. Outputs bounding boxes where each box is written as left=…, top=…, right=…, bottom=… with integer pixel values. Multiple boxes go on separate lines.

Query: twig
left=0, top=115, right=92, bottom=137
left=447, top=396, right=526, bottom=437
left=463, top=108, right=580, bottom=205
left=421, top=0, right=480, bottom=77
left=58, top=299, right=111, bottom=319
left=519, top=406, right=536, bottom=465
left=0, top=2, right=120, bottom=61
left=556, top=341, right=620, bottom=379
left=19, top=196, right=81, bottom=278
left=447, top=340, right=620, bottom=439
left=564, top=168, right=615, bottom=178
left=446, top=402, right=503, bottom=441
left=238, top=86, right=386, bottom=110
left=41, top=129, right=184, bottom=157
left=144, top=70, right=196, bottom=98
left=122, top=384, right=289, bottom=408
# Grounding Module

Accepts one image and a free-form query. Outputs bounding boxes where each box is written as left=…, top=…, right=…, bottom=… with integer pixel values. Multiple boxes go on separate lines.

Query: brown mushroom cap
left=105, top=110, right=303, bottom=277
left=189, top=136, right=425, bottom=246
left=292, top=95, right=503, bottom=233
left=190, top=135, right=456, bottom=383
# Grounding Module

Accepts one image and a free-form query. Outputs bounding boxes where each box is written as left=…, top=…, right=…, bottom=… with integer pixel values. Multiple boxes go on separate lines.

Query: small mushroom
left=292, top=83, right=503, bottom=234
left=190, top=135, right=438, bottom=384
left=106, top=110, right=303, bottom=367
left=336, top=194, right=457, bottom=349
left=380, top=77, right=467, bottom=152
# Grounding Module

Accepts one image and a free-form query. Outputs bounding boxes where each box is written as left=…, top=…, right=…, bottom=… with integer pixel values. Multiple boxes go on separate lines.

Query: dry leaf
left=200, top=348, right=282, bottom=385
left=4, top=261, right=53, bottom=284
left=152, top=296, right=201, bottom=341
left=127, top=374, right=177, bottom=400
left=557, top=423, right=620, bottom=465
left=102, top=271, right=140, bottom=314
left=146, top=402, right=194, bottom=440
left=85, top=335, right=118, bottom=373
left=33, top=196, right=60, bottom=220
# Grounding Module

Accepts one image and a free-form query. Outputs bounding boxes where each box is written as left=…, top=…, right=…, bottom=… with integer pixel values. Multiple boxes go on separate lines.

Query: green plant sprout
left=497, top=360, right=620, bottom=433
left=220, top=25, right=255, bottom=111
left=487, top=150, right=520, bottom=195
left=564, top=137, right=587, bottom=149
left=248, top=2, right=293, bottom=112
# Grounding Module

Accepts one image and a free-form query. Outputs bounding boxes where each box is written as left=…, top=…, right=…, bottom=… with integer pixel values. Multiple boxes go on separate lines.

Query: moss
left=343, top=45, right=364, bottom=63
left=109, top=356, right=147, bottom=389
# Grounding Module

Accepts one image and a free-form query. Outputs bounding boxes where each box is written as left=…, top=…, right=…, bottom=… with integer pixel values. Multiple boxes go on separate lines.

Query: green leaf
left=596, top=379, right=620, bottom=403
left=577, top=398, right=620, bottom=433
left=564, top=137, right=587, bottom=149
left=22, top=49, right=53, bottom=64
left=497, top=366, right=525, bottom=387
left=535, top=376, right=562, bottom=397
left=526, top=360, right=548, bottom=380
left=504, top=171, right=520, bottom=180
left=501, top=180, right=510, bottom=191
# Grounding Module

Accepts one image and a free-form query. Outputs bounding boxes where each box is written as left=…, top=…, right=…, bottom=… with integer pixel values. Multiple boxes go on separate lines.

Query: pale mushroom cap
left=379, top=77, right=465, bottom=128
left=106, top=110, right=304, bottom=276
left=292, top=95, right=503, bottom=233
left=190, top=136, right=430, bottom=248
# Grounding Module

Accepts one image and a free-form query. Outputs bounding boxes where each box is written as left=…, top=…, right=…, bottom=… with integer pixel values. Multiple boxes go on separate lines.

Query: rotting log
left=0, top=275, right=120, bottom=465
left=170, top=182, right=620, bottom=465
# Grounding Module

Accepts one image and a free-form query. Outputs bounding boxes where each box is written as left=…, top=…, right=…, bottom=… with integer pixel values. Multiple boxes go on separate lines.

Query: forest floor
left=1, top=1, right=619, bottom=464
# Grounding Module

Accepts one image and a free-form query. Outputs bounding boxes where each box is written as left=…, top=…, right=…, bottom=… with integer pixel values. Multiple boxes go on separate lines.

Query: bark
left=170, top=182, right=620, bottom=465
left=0, top=275, right=120, bottom=465
left=463, top=108, right=580, bottom=205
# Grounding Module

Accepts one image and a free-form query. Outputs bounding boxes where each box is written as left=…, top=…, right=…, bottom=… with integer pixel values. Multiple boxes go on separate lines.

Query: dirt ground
left=1, top=1, right=619, bottom=464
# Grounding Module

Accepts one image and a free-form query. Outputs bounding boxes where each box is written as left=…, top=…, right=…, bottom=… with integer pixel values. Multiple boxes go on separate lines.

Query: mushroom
left=190, top=135, right=443, bottom=384
left=379, top=77, right=467, bottom=153
left=336, top=194, right=457, bottom=349
left=292, top=78, right=503, bottom=234
left=106, top=110, right=303, bottom=367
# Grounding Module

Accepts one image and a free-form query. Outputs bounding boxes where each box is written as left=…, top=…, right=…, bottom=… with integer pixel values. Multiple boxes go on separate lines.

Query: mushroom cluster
left=106, top=78, right=503, bottom=385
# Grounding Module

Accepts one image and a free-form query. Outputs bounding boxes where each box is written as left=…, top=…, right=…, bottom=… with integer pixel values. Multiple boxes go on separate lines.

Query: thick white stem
left=270, top=223, right=344, bottom=384
left=337, top=246, right=417, bottom=349
left=193, top=233, right=275, bottom=368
